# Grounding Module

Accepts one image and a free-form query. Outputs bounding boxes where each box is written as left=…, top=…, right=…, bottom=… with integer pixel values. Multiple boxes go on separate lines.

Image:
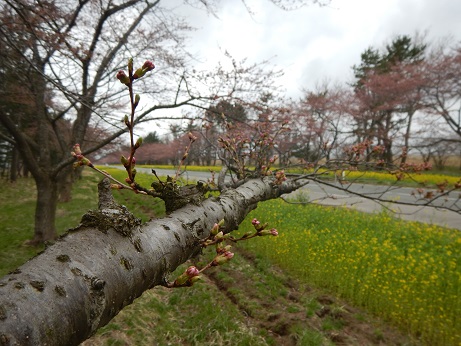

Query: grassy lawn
left=1, top=168, right=459, bottom=345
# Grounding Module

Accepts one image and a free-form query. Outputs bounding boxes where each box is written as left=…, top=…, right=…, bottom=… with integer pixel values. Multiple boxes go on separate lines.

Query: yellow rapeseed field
left=238, top=200, right=461, bottom=346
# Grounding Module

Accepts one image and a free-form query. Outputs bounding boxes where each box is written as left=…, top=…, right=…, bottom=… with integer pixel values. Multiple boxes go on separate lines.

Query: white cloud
left=168, top=0, right=461, bottom=98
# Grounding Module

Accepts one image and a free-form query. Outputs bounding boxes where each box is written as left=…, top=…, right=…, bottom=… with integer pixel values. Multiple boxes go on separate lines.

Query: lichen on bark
left=76, top=178, right=142, bottom=237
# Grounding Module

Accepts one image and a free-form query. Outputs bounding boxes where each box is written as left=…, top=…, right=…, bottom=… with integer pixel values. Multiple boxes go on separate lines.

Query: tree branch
left=0, top=176, right=303, bottom=345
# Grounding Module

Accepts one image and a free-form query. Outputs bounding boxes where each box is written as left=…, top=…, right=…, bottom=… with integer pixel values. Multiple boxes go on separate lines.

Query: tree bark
left=9, top=146, right=19, bottom=183
left=0, top=177, right=304, bottom=345
left=30, top=176, right=59, bottom=244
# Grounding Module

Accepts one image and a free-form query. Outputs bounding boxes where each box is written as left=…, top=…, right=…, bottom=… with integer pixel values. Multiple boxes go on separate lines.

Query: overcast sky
left=171, top=0, right=461, bottom=99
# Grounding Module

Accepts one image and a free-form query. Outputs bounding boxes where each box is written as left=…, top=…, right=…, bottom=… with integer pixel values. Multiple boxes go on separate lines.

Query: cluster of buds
left=117, top=59, right=155, bottom=189
left=168, top=220, right=235, bottom=288
left=230, top=218, right=278, bottom=242
left=399, top=161, right=432, bottom=173
left=71, top=58, right=155, bottom=194
left=260, top=155, right=278, bottom=176
left=202, top=219, right=226, bottom=247
left=343, top=139, right=374, bottom=161
left=121, top=155, right=137, bottom=184
left=117, top=59, right=155, bottom=87
left=207, top=221, right=235, bottom=267
left=211, top=248, right=234, bottom=266
left=168, top=218, right=278, bottom=289
left=71, top=144, right=93, bottom=168
left=217, top=134, right=248, bottom=179
left=274, top=170, right=287, bottom=185
left=251, top=218, right=278, bottom=236
left=168, top=265, right=202, bottom=288
left=371, top=145, right=385, bottom=156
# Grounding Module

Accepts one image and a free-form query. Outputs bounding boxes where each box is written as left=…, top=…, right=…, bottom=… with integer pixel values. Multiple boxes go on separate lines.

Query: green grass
left=2, top=168, right=459, bottom=345
left=236, top=200, right=461, bottom=346
left=0, top=170, right=164, bottom=277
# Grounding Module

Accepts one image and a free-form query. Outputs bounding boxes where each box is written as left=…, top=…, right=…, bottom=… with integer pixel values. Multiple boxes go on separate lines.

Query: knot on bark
left=151, top=178, right=209, bottom=214
left=78, top=178, right=142, bottom=237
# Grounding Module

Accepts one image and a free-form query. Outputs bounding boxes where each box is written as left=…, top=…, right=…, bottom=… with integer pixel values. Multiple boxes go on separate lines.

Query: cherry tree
left=295, top=82, right=352, bottom=163
left=350, top=35, right=427, bottom=164
left=0, top=0, right=284, bottom=244
left=423, top=43, right=461, bottom=140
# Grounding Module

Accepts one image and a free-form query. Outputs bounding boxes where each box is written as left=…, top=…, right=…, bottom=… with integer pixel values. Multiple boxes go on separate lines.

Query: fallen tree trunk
left=0, top=177, right=304, bottom=345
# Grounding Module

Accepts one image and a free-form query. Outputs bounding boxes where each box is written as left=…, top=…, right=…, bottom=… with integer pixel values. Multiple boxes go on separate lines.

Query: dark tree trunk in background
left=9, top=145, right=18, bottom=182
left=31, top=176, right=59, bottom=244
left=58, top=166, right=74, bottom=203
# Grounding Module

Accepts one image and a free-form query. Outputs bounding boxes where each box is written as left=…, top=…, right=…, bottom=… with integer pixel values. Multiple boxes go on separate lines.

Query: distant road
left=107, top=166, right=461, bottom=230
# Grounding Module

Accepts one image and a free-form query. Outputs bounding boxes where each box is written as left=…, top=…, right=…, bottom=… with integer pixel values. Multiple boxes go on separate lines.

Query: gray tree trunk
left=0, top=177, right=304, bottom=345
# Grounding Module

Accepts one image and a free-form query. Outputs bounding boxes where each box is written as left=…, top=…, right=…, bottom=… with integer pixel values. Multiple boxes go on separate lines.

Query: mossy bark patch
left=79, top=205, right=141, bottom=237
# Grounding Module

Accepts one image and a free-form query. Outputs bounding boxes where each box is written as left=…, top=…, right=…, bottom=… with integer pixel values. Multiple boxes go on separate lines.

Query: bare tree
left=423, top=43, right=461, bottom=139
left=0, top=0, right=283, bottom=244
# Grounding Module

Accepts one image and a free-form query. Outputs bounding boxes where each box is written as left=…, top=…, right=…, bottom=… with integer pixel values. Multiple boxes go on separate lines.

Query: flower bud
left=173, top=273, right=189, bottom=286
left=216, top=244, right=232, bottom=254
left=258, top=228, right=278, bottom=237
left=116, top=70, right=130, bottom=86
left=123, top=115, right=130, bottom=128
left=72, top=144, right=82, bottom=155
left=189, top=275, right=202, bottom=284
left=135, top=137, right=143, bottom=149
left=212, top=251, right=234, bottom=266
left=142, top=60, right=155, bottom=71
left=253, top=221, right=265, bottom=231
left=134, top=94, right=140, bottom=108
left=188, top=132, right=197, bottom=142
left=186, top=266, right=200, bottom=278
left=128, top=58, right=133, bottom=75
left=210, top=223, right=220, bottom=236
left=120, top=155, right=129, bottom=167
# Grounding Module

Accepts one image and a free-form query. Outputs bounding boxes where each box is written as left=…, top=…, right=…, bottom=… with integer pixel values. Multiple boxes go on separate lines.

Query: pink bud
left=186, top=266, right=200, bottom=278
left=142, top=60, right=155, bottom=71
left=72, top=144, right=82, bottom=155
left=270, top=228, right=278, bottom=236
left=224, top=251, right=234, bottom=259
left=251, top=218, right=260, bottom=226
left=210, top=223, right=220, bottom=235
left=116, top=70, right=130, bottom=86
left=213, top=251, right=234, bottom=266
